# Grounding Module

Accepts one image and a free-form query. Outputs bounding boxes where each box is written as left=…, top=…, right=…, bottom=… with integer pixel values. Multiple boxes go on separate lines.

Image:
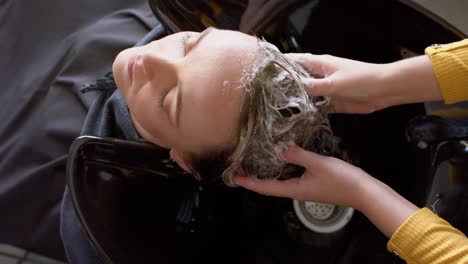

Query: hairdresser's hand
left=287, top=53, right=441, bottom=114
left=234, top=144, right=371, bottom=209
left=234, top=144, right=419, bottom=238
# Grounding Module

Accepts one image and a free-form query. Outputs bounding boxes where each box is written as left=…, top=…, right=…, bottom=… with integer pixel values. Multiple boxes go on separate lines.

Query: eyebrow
left=190, top=27, right=214, bottom=51
left=174, top=27, right=214, bottom=127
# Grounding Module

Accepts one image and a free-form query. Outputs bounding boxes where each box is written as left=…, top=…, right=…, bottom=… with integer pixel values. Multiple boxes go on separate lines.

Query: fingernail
left=301, top=76, right=313, bottom=84
left=274, top=142, right=289, bottom=154
left=275, top=141, right=296, bottom=156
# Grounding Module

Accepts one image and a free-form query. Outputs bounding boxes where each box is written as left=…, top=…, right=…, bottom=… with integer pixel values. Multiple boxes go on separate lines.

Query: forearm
left=380, top=55, right=442, bottom=107
left=380, top=39, right=468, bottom=107
left=353, top=177, right=419, bottom=238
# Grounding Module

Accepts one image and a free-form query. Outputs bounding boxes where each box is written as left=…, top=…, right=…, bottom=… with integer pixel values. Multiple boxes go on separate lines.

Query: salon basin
left=70, top=0, right=466, bottom=263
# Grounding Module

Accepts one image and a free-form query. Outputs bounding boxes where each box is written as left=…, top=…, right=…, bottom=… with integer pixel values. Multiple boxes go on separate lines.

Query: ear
left=169, top=149, right=192, bottom=173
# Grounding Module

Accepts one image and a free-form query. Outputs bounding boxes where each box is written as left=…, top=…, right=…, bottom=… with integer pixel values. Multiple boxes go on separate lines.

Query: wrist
left=372, top=63, right=395, bottom=110
left=353, top=176, right=419, bottom=237
left=378, top=61, right=409, bottom=108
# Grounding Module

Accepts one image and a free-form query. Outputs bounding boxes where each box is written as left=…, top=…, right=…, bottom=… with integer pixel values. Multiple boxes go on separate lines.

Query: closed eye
left=156, top=87, right=171, bottom=109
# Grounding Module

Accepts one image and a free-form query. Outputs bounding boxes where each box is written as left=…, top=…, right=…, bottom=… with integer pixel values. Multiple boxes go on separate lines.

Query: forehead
left=197, top=29, right=258, bottom=77
left=176, top=30, right=258, bottom=153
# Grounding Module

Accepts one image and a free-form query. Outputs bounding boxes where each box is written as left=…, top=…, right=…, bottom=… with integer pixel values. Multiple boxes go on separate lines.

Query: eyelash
left=156, top=88, right=171, bottom=109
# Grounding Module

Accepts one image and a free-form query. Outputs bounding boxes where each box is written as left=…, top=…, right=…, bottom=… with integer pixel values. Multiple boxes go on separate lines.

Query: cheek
left=129, top=93, right=171, bottom=145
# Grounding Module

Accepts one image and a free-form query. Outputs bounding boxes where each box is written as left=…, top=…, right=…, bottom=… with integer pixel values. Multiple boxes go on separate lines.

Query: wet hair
left=191, top=39, right=330, bottom=186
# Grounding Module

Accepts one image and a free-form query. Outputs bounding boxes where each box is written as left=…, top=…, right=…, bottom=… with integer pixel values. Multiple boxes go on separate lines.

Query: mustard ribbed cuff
left=387, top=208, right=468, bottom=263
left=387, top=208, right=437, bottom=258
left=425, top=39, right=468, bottom=104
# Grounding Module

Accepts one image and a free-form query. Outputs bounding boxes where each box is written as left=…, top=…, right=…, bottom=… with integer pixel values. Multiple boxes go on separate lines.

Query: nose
left=139, top=47, right=179, bottom=84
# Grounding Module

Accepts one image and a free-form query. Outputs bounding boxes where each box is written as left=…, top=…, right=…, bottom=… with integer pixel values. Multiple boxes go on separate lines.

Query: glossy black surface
left=69, top=137, right=357, bottom=264
left=68, top=137, right=186, bottom=263
left=71, top=1, right=466, bottom=263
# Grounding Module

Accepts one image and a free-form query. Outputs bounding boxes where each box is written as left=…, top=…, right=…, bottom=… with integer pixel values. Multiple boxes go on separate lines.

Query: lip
left=127, top=55, right=136, bottom=83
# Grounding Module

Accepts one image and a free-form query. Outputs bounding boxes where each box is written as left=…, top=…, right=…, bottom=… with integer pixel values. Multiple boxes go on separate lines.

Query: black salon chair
left=67, top=1, right=466, bottom=263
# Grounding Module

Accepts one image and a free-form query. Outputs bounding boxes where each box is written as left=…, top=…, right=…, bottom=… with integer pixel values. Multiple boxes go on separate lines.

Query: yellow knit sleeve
left=425, top=39, right=468, bottom=104
left=387, top=208, right=468, bottom=264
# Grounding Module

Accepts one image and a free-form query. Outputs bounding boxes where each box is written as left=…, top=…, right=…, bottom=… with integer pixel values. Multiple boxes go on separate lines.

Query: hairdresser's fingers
left=301, top=77, right=334, bottom=97
left=285, top=53, right=329, bottom=77
left=234, top=175, right=302, bottom=198
left=281, top=145, right=327, bottom=171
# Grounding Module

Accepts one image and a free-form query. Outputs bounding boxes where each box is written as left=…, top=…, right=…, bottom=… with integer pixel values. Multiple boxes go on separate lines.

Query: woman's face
left=113, top=28, right=258, bottom=168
